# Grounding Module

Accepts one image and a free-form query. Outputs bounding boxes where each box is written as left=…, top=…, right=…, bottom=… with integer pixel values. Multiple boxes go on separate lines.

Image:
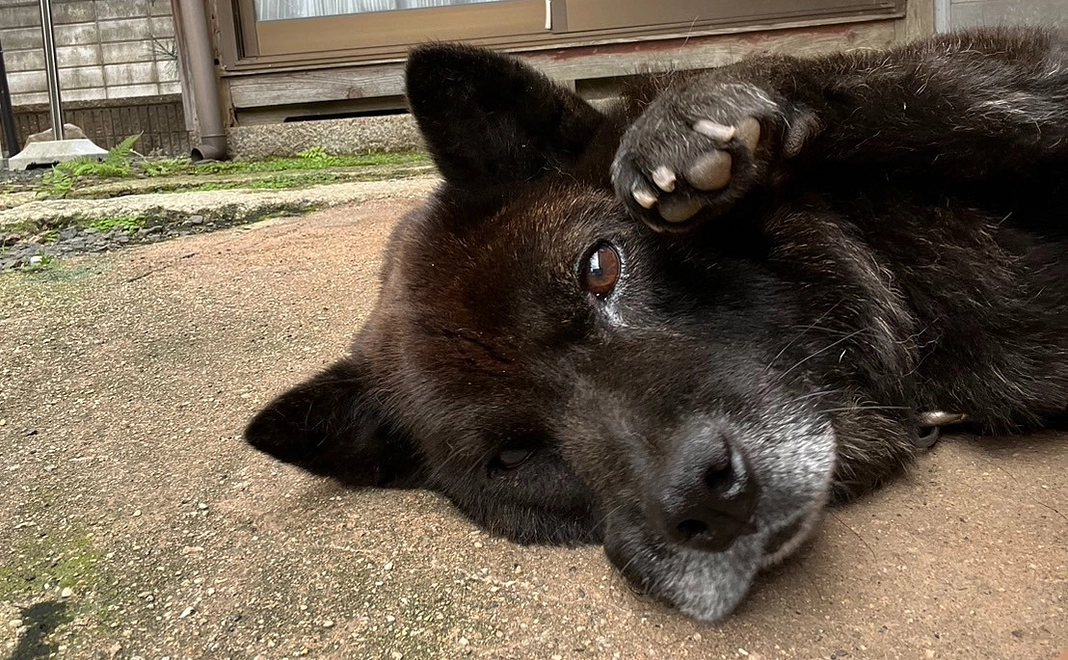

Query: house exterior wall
left=936, top=0, right=1068, bottom=31
left=0, top=0, right=181, bottom=107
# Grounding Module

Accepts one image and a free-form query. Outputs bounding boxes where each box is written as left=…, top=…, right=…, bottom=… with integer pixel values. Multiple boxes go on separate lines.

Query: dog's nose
left=646, top=430, right=758, bottom=552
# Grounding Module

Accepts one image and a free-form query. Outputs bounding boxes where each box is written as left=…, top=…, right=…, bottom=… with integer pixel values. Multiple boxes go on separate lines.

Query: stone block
left=106, top=83, right=164, bottom=100
left=97, top=0, right=150, bottom=20
left=156, top=60, right=180, bottom=84
left=57, top=44, right=103, bottom=68
left=96, top=17, right=152, bottom=43
left=6, top=70, right=46, bottom=95
left=2, top=48, right=45, bottom=72
left=148, top=37, right=179, bottom=65
left=101, top=40, right=154, bottom=64
left=12, top=91, right=49, bottom=106
left=104, top=61, right=158, bottom=86
left=149, top=16, right=176, bottom=38
left=59, top=66, right=106, bottom=90
left=150, top=0, right=174, bottom=16
left=4, top=5, right=42, bottom=28
left=63, top=87, right=109, bottom=102
left=1, top=27, right=43, bottom=51
left=54, top=23, right=100, bottom=47
left=52, top=0, right=98, bottom=24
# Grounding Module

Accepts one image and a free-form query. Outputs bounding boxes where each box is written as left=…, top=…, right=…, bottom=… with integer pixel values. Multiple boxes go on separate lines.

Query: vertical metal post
left=0, top=36, right=22, bottom=156
left=38, top=0, right=64, bottom=140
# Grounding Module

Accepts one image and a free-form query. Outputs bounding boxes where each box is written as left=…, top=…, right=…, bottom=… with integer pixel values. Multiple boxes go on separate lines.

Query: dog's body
left=246, top=30, right=1068, bottom=621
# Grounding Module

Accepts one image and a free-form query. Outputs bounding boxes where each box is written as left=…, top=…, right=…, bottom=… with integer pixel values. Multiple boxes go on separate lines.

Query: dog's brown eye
left=497, top=447, right=535, bottom=469
left=583, top=245, right=621, bottom=298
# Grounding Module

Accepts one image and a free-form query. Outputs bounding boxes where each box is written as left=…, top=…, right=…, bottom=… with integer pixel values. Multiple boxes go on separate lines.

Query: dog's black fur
left=246, top=29, right=1068, bottom=621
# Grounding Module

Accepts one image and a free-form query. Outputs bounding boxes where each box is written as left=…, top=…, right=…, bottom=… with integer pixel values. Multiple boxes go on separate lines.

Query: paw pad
left=685, top=151, right=732, bottom=192
left=624, top=117, right=764, bottom=225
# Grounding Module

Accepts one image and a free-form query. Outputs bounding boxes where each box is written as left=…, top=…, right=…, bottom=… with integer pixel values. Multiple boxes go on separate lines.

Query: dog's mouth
left=600, top=416, right=837, bottom=622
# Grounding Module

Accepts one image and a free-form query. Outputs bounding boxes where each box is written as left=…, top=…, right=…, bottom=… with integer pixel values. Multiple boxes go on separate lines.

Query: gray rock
left=25, top=124, right=88, bottom=144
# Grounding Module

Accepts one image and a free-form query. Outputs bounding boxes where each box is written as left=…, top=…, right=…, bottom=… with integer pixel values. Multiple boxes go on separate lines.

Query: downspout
left=174, top=0, right=228, bottom=161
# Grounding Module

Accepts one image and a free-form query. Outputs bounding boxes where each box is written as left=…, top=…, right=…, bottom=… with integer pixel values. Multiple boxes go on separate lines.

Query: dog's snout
left=647, top=428, right=758, bottom=553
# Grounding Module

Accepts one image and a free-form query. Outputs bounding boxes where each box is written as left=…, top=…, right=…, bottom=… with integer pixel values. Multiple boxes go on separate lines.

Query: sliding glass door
left=233, top=0, right=903, bottom=61
left=242, top=0, right=544, bottom=58
left=254, top=0, right=513, bottom=21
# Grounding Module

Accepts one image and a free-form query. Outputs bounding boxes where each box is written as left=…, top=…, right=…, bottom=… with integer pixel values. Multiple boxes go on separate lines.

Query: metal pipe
left=175, top=0, right=228, bottom=161
left=38, top=0, right=64, bottom=140
left=0, top=36, right=22, bottom=156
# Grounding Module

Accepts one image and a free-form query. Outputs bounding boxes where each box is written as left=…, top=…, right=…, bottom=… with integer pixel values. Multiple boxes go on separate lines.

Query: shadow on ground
left=9, top=602, right=72, bottom=660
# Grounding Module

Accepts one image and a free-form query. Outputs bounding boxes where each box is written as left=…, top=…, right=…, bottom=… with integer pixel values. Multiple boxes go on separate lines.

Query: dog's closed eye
left=583, top=244, right=621, bottom=298
left=495, top=447, right=536, bottom=469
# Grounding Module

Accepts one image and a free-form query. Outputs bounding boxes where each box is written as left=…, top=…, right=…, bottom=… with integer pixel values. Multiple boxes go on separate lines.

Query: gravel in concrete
left=0, top=200, right=1064, bottom=659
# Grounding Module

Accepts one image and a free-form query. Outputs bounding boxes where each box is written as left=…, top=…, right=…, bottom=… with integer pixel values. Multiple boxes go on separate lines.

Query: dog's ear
left=244, top=358, right=422, bottom=488
left=406, top=43, right=605, bottom=187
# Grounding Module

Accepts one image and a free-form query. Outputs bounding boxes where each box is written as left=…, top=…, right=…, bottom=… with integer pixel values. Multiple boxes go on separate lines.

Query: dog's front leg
left=613, top=29, right=1067, bottom=233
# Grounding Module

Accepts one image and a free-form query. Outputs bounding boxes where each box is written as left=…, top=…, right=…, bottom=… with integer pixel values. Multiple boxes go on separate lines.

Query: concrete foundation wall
left=0, top=0, right=180, bottom=107
left=227, top=115, right=426, bottom=160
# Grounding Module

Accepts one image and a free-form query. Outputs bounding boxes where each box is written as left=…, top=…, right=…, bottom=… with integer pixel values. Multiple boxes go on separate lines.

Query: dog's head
left=245, top=45, right=908, bottom=621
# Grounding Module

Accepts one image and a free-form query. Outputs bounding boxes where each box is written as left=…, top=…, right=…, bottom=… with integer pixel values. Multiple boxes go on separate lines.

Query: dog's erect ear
left=406, top=43, right=605, bottom=187
left=244, top=358, right=422, bottom=488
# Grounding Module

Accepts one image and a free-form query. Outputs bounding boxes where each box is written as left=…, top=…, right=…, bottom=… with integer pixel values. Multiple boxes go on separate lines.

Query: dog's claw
left=632, top=185, right=658, bottom=209
left=914, top=410, right=967, bottom=449
left=652, top=166, right=677, bottom=192
left=686, top=151, right=733, bottom=191
left=917, top=411, right=968, bottom=427
left=694, top=120, right=737, bottom=142
left=737, top=117, right=761, bottom=152
left=915, top=426, right=941, bottom=449
left=659, top=197, right=705, bottom=223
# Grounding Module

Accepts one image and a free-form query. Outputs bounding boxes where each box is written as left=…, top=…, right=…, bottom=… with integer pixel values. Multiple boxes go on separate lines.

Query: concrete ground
left=0, top=199, right=1065, bottom=660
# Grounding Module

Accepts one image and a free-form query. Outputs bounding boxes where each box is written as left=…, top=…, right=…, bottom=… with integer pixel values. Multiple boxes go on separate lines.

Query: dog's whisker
left=792, top=389, right=837, bottom=402
left=778, top=328, right=866, bottom=380
left=816, top=405, right=910, bottom=415
left=765, top=301, right=845, bottom=372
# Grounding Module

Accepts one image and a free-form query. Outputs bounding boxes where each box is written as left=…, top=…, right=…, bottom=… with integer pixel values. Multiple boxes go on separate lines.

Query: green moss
left=86, top=215, right=146, bottom=233
left=27, top=131, right=428, bottom=197
left=1, top=528, right=124, bottom=647
left=133, top=149, right=429, bottom=179
left=181, top=150, right=429, bottom=175
left=1, top=533, right=103, bottom=601
left=232, top=172, right=341, bottom=189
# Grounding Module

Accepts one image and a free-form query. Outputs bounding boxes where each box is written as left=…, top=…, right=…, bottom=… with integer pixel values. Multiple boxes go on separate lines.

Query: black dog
left=246, top=29, right=1067, bottom=621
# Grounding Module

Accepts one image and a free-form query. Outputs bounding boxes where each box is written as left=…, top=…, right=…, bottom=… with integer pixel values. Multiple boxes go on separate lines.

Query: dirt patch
left=0, top=200, right=1065, bottom=659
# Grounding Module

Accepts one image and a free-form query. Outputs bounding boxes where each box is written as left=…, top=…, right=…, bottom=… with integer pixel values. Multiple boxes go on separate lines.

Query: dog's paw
left=612, top=80, right=815, bottom=232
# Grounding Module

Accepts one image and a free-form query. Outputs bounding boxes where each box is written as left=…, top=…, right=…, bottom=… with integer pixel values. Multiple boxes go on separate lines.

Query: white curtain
left=255, top=0, right=509, bottom=21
